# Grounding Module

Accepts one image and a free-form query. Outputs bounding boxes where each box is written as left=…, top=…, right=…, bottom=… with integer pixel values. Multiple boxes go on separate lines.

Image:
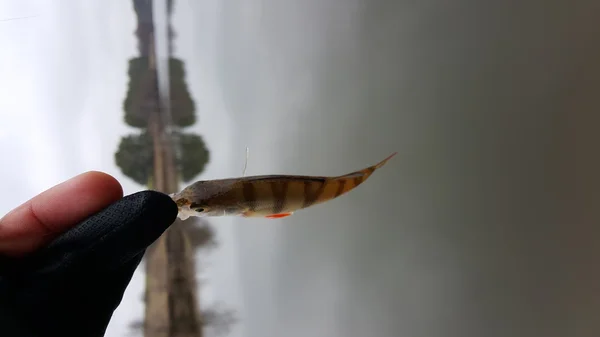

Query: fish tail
left=373, top=152, right=397, bottom=170
left=311, top=152, right=397, bottom=204
left=337, top=151, right=397, bottom=180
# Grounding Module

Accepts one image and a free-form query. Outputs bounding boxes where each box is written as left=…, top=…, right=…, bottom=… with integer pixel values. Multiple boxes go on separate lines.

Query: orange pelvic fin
left=265, top=212, right=293, bottom=219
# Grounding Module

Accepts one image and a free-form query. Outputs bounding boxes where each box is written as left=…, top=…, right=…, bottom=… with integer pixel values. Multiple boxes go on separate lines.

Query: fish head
left=171, top=179, right=244, bottom=219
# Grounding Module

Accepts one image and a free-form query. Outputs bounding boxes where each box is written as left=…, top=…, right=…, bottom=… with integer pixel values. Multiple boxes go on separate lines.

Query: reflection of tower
left=132, top=0, right=175, bottom=55
left=130, top=1, right=204, bottom=337
left=167, top=0, right=175, bottom=55
left=133, top=0, right=154, bottom=56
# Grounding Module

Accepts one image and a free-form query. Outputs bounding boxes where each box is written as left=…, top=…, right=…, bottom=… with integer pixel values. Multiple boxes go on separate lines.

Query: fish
left=170, top=152, right=397, bottom=220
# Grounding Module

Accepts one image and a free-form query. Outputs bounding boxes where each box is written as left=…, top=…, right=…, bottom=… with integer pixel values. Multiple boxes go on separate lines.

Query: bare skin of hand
left=0, top=171, right=123, bottom=256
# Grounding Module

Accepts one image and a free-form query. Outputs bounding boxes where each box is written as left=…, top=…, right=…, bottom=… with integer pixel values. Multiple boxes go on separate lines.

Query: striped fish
left=170, top=152, right=397, bottom=220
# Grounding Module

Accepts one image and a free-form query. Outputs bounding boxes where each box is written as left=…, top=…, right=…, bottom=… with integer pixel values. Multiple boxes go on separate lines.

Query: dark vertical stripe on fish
left=303, top=180, right=326, bottom=208
left=334, top=179, right=347, bottom=198
left=270, top=181, right=288, bottom=214
left=242, top=181, right=257, bottom=211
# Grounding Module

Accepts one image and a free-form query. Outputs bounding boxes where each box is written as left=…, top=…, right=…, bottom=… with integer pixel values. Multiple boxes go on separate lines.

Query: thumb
left=0, top=172, right=123, bottom=256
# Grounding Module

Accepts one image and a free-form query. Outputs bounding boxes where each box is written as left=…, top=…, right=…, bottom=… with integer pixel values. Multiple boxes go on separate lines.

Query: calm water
left=209, top=0, right=600, bottom=336
left=2, top=1, right=598, bottom=337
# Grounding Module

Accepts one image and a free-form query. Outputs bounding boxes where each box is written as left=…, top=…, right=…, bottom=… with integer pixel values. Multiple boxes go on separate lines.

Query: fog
left=210, top=0, right=600, bottom=336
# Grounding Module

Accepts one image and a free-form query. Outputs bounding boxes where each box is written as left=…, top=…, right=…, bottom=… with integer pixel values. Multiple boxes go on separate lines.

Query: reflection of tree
left=122, top=57, right=155, bottom=128
left=180, top=218, right=217, bottom=249
left=115, top=130, right=209, bottom=185
left=122, top=57, right=196, bottom=129
left=201, top=304, right=238, bottom=337
left=115, top=131, right=153, bottom=185
left=176, top=131, right=210, bottom=182
left=129, top=302, right=237, bottom=337
left=169, top=58, right=196, bottom=127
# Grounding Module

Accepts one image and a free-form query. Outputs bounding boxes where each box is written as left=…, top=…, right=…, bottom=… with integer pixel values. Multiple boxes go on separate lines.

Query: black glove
left=0, top=191, right=178, bottom=337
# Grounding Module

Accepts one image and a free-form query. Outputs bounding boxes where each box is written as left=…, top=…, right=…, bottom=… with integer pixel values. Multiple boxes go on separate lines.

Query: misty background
left=2, top=0, right=600, bottom=337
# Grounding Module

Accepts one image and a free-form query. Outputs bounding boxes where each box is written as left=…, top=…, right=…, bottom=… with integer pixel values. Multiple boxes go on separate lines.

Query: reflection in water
left=207, top=1, right=600, bottom=337
left=113, top=0, right=234, bottom=336
left=8, top=0, right=593, bottom=336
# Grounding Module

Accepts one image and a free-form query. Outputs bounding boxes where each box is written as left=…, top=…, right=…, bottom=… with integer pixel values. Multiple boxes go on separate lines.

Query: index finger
left=0, top=171, right=123, bottom=256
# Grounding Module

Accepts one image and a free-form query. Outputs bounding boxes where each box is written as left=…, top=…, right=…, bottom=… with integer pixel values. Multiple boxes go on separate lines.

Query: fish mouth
left=176, top=205, right=198, bottom=220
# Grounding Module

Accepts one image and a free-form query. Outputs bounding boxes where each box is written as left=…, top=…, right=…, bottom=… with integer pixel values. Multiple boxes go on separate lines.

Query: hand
left=0, top=172, right=178, bottom=337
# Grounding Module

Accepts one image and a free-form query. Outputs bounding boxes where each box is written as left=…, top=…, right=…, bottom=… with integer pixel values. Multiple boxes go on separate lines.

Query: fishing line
left=0, top=15, right=38, bottom=22
left=242, top=147, right=250, bottom=176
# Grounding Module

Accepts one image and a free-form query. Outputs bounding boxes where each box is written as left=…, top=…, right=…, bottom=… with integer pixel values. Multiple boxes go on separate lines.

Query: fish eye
left=190, top=202, right=207, bottom=213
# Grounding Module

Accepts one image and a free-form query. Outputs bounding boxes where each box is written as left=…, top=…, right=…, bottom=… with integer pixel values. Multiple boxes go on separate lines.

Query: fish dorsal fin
left=337, top=171, right=364, bottom=179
